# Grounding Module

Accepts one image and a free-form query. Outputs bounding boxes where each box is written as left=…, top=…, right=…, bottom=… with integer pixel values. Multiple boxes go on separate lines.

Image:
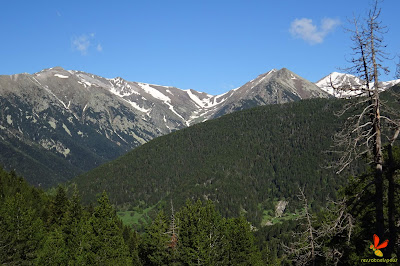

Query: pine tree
left=123, top=225, right=141, bottom=265
left=35, top=228, right=68, bottom=264
left=224, top=216, right=263, bottom=265
left=139, top=210, right=171, bottom=265
left=48, top=185, right=70, bottom=227
left=61, top=186, right=85, bottom=261
left=0, top=193, right=44, bottom=264
left=176, top=200, right=226, bottom=265
left=78, top=191, right=132, bottom=265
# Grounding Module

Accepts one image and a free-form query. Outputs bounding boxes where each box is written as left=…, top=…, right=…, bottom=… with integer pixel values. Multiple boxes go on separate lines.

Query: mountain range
left=0, top=66, right=398, bottom=186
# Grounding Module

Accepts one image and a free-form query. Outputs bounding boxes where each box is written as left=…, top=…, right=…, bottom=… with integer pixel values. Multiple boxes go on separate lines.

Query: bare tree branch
left=284, top=188, right=354, bottom=265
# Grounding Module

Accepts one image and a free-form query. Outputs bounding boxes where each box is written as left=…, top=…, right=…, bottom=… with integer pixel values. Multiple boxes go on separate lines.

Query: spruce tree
left=0, top=193, right=44, bottom=264
left=35, top=228, right=68, bottom=265
left=78, top=191, right=131, bottom=265
left=224, top=216, right=263, bottom=265
left=176, top=200, right=226, bottom=265
left=48, top=185, right=69, bottom=227
left=139, top=210, right=170, bottom=265
left=61, top=187, right=85, bottom=261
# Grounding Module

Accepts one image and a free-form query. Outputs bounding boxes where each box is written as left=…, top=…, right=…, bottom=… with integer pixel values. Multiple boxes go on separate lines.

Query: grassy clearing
left=261, top=209, right=302, bottom=226
left=117, top=203, right=158, bottom=230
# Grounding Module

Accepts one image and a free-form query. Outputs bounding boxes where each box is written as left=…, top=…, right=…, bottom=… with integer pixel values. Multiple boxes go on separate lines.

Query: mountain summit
left=188, top=68, right=330, bottom=121
left=316, top=72, right=400, bottom=97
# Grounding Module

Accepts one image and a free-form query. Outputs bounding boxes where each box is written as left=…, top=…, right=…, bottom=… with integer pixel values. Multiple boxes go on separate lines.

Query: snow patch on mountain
left=125, top=99, right=151, bottom=114
left=77, top=80, right=92, bottom=88
left=185, top=89, right=213, bottom=108
left=202, top=91, right=231, bottom=109
left=6, top=115, right=13, bottom=125
left=381, top=79, right=400, bottom=89
left=54, top=74, right=69, bottom=79
left=166, top=101, right=187, bottom=125
left=137, top=82, right=171, bottom=103
left=62, top=123, right=72, bottom=136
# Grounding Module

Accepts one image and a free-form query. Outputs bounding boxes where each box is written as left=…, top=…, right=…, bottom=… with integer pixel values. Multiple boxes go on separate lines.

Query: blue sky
left=1, top=0, right=399, bottom=95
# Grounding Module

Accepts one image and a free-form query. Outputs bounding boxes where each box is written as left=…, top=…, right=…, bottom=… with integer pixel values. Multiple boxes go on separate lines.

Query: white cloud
left=72, top=35, right=91, bottom=55
left=289, top=17, right=340, bottom=45
left=72, top=34, right=103, bottom=55
left=321, top=18, right=341, bottom=33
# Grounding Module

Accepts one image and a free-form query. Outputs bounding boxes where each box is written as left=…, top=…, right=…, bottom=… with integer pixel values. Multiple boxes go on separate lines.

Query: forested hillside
left=72, top=97, right=352, bottom=228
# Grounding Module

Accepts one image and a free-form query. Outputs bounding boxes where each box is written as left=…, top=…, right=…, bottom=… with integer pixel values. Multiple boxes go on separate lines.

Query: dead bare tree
left=166, top=200, right=179, bottom=250
left=320, top=198, right=354, bottom=265
left=396, top=57, right=400, bottom=79
left=283, top=187, right=321, bottom=266
left=283, top=188, right=353, bottom=266
left=330, top=0, right=400, bottom=256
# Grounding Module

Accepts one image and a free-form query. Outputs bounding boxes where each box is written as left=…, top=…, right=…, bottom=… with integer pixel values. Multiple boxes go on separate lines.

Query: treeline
left=0, top=167, right=263, bottom=265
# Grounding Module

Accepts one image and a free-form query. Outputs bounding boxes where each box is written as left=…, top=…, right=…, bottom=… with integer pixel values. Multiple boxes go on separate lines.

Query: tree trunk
left=370, top=17, right=385, bottom=239
left=373, top=102, right=384, bottom=238
left=386, top=144, right=396, bottom=256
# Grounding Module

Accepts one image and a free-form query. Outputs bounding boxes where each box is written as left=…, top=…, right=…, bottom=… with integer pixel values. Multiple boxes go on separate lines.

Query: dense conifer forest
left=72, top=98, right=350, bottom=227
left=1, top=146, right=398, bottom=264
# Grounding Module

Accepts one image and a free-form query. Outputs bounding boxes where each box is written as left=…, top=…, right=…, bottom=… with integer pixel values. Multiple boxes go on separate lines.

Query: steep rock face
left=0, top=66, right=329, bottom=186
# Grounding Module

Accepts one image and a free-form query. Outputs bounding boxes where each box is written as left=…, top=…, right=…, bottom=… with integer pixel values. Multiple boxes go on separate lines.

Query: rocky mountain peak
left=316, top=72, right=400, bottom=97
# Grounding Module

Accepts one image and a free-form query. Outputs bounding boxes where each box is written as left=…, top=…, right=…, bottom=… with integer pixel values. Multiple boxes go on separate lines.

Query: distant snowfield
left=316, top=72, right=400, bottom=98
left=137, top=82, right=171, bottom=103
left=125, top=99, right=151, bottom=114
left=185, top=89, right=210, bottom=108
left=54, top=74, right=69, bottom=79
